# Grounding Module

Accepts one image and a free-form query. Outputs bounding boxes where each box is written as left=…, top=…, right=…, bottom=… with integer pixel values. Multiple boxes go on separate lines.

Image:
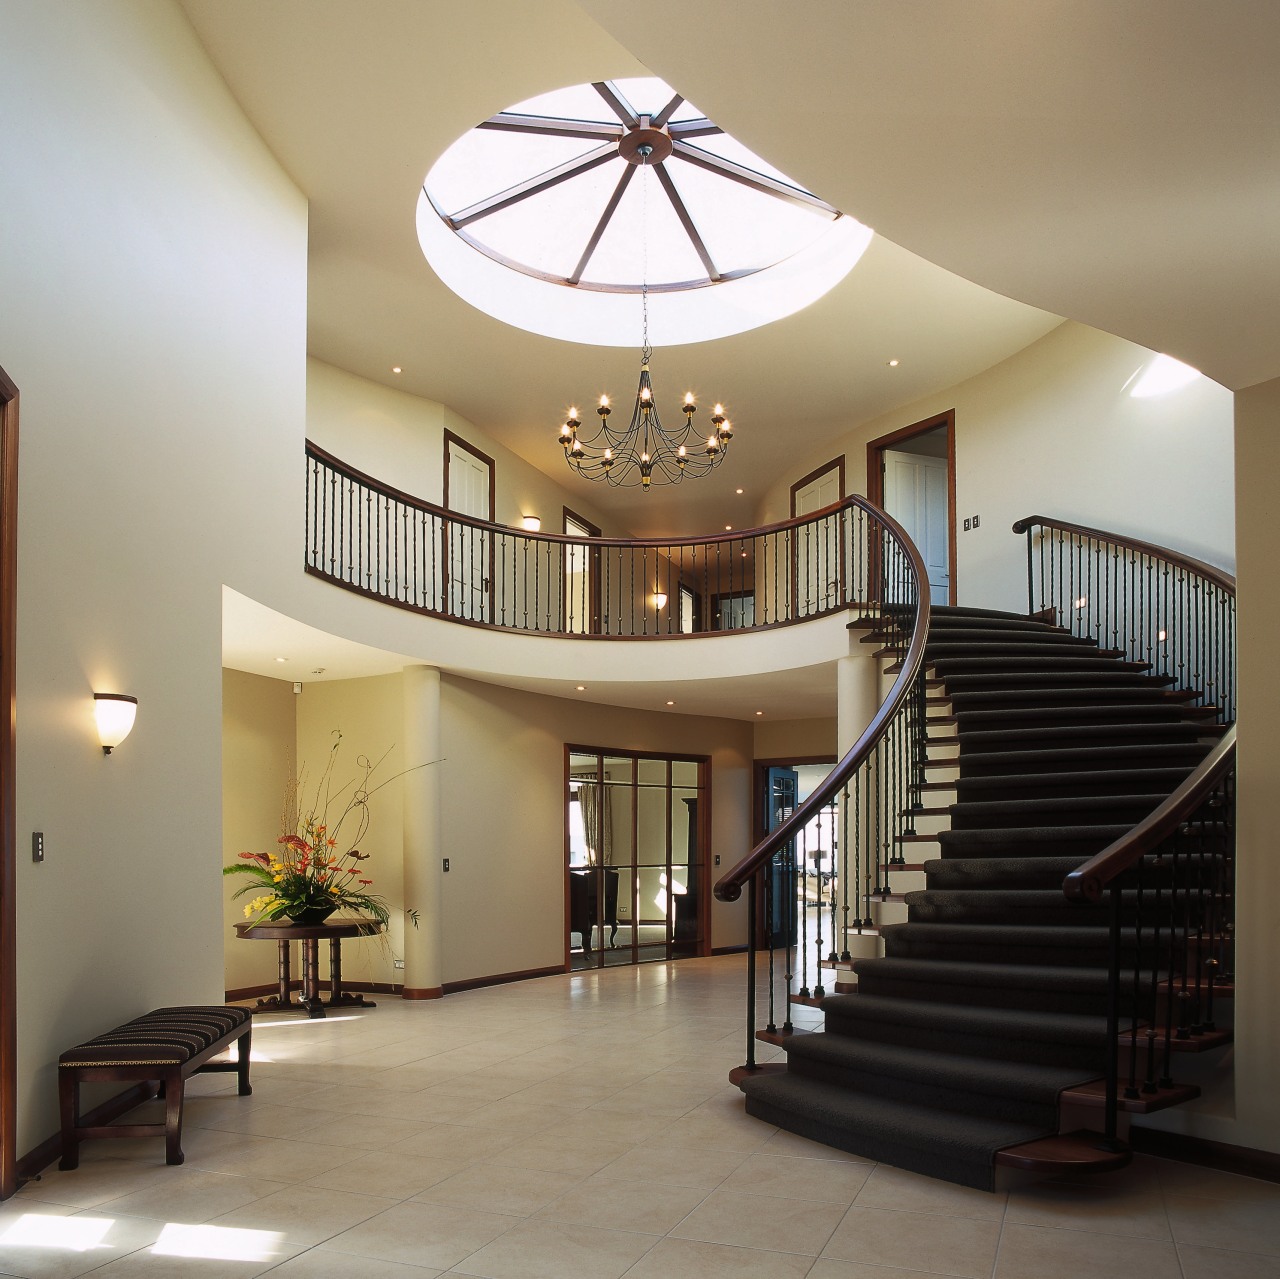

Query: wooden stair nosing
left=729, top=1062, right=787, bottom=1089
left=994, top=1130, right=1131, bottom=1175
left=1061, top=1078, right=1201, bottom=1115
left=755, top=1027, right=814, bottom=1047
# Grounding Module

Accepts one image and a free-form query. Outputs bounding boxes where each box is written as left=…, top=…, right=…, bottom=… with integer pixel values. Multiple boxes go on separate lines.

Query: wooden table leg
left=252, top=938, right=299, bottom=1014
left=327, top=936, right=377, bottom=1009
left=299, top=938, right=326, bottom=1018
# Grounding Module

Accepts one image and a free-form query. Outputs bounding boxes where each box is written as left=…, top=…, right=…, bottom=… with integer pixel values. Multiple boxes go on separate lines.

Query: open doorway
left=566, top=746, right=709, bottom=970
left=867, top=411, right=956, bottom=606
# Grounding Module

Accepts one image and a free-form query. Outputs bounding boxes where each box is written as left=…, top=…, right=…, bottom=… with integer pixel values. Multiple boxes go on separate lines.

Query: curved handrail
left=714, top=506, right=931, bottom=902
left=310, top=439, right=861, bottom=549
left=1011, top=514, right=1236, bottom=596
left=1063, top=729, right=1236, bottom=903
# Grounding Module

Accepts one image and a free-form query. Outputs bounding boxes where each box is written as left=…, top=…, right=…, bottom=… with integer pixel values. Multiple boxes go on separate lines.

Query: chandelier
left=558, top=145, right=733, bottom=490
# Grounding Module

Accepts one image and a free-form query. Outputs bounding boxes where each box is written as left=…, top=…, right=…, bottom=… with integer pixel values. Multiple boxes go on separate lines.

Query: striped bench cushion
left=59, top=1006, right=251, bottom=1069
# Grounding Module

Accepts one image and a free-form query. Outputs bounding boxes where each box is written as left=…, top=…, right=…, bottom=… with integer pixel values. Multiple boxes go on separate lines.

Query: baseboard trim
left=225, top=979, right=405, bottom=1002
left=442, top=965, right=563, bottom=995
left=15, top=1081, right=155, bottom=1189
left=711, top=945, right=748, bottom=956
left=1131, top=1127, right=1280, bottom=1184
left=400, top=987, right=444, bottom=1000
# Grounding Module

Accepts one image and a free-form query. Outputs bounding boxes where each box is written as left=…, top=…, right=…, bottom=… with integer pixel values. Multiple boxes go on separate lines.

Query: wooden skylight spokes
left=425, top=78, right=843, bottom=293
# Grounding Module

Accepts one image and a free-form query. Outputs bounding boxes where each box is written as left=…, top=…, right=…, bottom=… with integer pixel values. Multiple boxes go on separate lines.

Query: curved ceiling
left=179, top=0, right=1062, bottom=537
left=578, top=0, right=1280, bottom=394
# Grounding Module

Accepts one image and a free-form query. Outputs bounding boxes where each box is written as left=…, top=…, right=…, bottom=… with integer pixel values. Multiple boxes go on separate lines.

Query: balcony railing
left=306, top=441, right=900, bottom=637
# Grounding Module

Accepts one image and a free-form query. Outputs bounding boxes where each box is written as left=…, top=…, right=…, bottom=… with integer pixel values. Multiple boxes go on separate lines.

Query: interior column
left=401, top=664, right=444, bottom=998
left=837, top=649, right=881, bottom=960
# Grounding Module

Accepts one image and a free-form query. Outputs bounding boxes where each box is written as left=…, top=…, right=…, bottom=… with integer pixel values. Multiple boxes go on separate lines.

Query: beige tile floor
left=4, top=955, right=1277, bottom=1278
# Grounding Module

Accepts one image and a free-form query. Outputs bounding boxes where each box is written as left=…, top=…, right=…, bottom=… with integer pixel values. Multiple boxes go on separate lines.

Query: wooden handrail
left=309, top=439, right=866, bottom=548
left=714, top=507, right=931, bottom=902
left=1011, top=514, right=1236, bottom=596
left=1063, top=729, right=1236, bottom=903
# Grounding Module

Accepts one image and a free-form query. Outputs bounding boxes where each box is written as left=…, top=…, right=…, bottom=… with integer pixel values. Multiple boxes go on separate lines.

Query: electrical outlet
left=32, top=832, right=44, bottom=863
left=963, top=517, right=972, bottom=532
left=442, top=858, right=450, bottom=872
left=972, top=514, right=981, bottom=528
left=714, top=854, right=721, bottom=866
left=394, top=959, right=405, bottom=970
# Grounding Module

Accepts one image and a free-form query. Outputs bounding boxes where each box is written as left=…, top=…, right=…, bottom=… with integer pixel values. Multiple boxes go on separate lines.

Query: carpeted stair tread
left=932, top=656, right=1154, bottom=674
left=852, top=956, right=1115, bottom=996
left=821, top=993, right=1108, bottom=1047
left=929, top=642, right=1124, bottom=660
left=783, top=1034, right=1095, bottom=1106
left=947, top=686, right=1199, bottom=708
left=940, top=670, right=1177, bottom=689
left=947, top=793, right=1168, bottom=829
left=950, top=767, right=1197, bottom=799
left=741, top=1071, right=1046, bottom=1191
left=948, top=723, right=1204, bottom=751
left=903, top=887, right=1118, bottom=923
left=927, top=633, right=1101, bottom=651
left=952, top=704, right=1193, bottom=727
left=930, top=605, right=1040, bottom=622
left=955, top=742, right=1210, bottom=774
left=923, top=856, right=1092, bottom=888
left=935, top=824, right=1130, bottom=852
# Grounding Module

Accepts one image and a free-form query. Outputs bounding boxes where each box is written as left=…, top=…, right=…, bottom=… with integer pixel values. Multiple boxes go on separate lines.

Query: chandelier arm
left=592, top=81, right=640, bottom=128
left=653, top=163, right=722, bottom=282
left=569, top=164, right=637, bottom=285
left=670, top=140, right=841, bottom=217
left=477, top=113, right=624, bottom=141
left=651, top=93, right=685, bottom=129
left=449, top=144, right=618, bottom=229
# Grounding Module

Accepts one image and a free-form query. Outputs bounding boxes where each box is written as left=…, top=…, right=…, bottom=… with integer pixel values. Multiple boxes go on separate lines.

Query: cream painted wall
left=1, top=0, right=307, bottom=1152
left=761, top=322, right=1235, bottom=614
left=438, top=676, right=754, bottom=982
left=308, top=359, right=622, bottom=539
left=222, top=670, right=297, bottom=993
left=1217, top=375, right=1280, bottom=1155
left=294, top=673, right=408, bottom=989
left=754, top=718, right=838, bottom=762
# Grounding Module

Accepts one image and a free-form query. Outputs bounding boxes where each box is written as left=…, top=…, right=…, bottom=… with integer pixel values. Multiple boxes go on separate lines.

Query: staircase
left=718, top=517, right=1236, bottom=1193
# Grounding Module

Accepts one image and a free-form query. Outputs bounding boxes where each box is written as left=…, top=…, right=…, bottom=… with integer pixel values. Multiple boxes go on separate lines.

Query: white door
left=793, top=467, right=842, bottom=616
left=563, top=513, right=594, bottom=633
left=883, top=449, right=950, bottom=605
left=446, top=440, right=492, bottom=621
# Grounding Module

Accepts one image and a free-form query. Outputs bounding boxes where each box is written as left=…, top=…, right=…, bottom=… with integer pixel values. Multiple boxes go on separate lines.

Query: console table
left=235, top=918, right=383, bottom=1019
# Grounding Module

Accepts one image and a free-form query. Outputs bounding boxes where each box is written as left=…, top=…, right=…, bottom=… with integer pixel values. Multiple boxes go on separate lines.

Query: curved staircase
left=726, top=521, right=1235, bottom=1193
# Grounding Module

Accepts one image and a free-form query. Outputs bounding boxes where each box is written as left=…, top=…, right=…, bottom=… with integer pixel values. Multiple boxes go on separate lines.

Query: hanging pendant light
left=557, top=144, right=733, bottom=490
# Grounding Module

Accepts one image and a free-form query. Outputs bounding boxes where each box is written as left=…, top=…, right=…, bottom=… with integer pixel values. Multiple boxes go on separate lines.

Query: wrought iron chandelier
left=558, top=145, right=733, bottom=491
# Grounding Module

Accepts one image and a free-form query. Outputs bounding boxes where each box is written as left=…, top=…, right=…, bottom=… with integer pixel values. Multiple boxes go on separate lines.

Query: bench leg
left=163, top=1069, right=185, bottom=1165
left=237, top=1025, right=253, bottom=1096
left=58, top=1071, right=80, bottom=1171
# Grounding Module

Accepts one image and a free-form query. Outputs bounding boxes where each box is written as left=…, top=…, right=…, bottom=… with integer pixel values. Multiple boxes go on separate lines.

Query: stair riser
left=952, top=772, right=1196, bottom=801
left=882, top=936, right=1172, bottom=967
left=855, top=974, right=1151, bottom=1019
left=959, top=747, right=1210, bottom=776
left=904, top=900, right=1183, bottom=927
left=956, top=726, right=1204, bottom=754
left=786, top=1055, right=1059, bottom=1127
left=822, top=1013, right=1108, bottom=1070
left=948, top=801, right=1166, bottom=831
left=743, top=1095, right=996, bottom=1192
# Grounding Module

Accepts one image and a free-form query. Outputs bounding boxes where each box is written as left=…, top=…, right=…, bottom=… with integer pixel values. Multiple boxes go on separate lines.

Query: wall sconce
left=521, top=515, right=541, bottom=532
left=94, top=693, right=137, bottom=755
left=651, top=591, right=668, bottom=610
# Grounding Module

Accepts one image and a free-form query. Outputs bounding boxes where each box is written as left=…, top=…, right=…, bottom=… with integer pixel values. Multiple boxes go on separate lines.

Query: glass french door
left=566, top=747, right=708, bottom=970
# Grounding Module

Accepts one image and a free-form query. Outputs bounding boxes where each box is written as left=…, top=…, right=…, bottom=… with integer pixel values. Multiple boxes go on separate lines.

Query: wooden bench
left=58, top=1005, right=252, bottom=1169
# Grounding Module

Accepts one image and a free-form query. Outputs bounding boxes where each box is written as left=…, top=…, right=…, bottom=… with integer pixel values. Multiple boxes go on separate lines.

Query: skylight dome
left=419, top=78, right=872, bottom=347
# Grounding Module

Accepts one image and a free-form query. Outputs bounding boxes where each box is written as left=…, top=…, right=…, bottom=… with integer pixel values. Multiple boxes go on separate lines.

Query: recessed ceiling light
left=391, top=366, right=402, bottom=373
left=755, top=710, right=764, bottom=716
left=725, top=524, right=732, bottom=531
left=736, top=488, right=744, bottom=495
left=887, top=358, right=900, bottom=367
left=666, top=700, right=675, bottom=707
left=274, top=657, right=288, bottom=663
left=575, top=685, right=586, bottom=692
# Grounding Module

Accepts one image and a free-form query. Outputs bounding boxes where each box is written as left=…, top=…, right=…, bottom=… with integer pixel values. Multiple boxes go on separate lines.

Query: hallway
left=4, top=956, right=1276, bottom=1278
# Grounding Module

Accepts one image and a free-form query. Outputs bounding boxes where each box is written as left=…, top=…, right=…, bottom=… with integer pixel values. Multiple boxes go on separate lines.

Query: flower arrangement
left=225, top=732, right=417, bottom=927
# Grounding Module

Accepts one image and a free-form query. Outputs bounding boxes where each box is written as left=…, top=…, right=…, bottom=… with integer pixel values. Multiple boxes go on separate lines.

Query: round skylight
left=418, top=78, right=872, bottom=347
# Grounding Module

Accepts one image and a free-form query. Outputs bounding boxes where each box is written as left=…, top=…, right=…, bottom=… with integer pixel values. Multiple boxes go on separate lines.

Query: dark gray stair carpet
left=751, top=603, right=1217, bottom=1189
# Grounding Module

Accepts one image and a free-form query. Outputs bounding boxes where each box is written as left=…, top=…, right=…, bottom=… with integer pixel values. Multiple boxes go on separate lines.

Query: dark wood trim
left=401, top=987, right=444, bottom=1000
left=443, top=429, right=496, bottom=623
left=442, top=964, right=565, bottom=995
left=563, top=506, right=602, bottom=634
left=789, top=456, right=846, bottom=518
left=1011, top=514, right=1236, bottom=596
left=711, top=944, right=748, bottom=956
left=18, top=1084, right=155, bottom=1186
left=866, top=410, right=956, bottom=607
left=224, top=979, right=405, bottom=1002
left=0, top=365, right=17, bottom=1202
left=1129, top=1127, right=1280, bottom=1185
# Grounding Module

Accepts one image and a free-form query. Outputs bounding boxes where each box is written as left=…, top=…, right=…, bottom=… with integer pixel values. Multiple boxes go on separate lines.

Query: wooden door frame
left=562, top=506, right=601, bottom=634
left=866, top=410, right=957, bottom=605
left=789, top=457, right=846, bottom=618
left=0, top=366, right=17, bottom=1201
left=442, top=430, right=496, bottom=619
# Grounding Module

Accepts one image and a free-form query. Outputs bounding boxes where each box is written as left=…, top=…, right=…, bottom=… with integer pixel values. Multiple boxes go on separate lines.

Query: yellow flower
left=273, top=874, right=283, bottom=882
